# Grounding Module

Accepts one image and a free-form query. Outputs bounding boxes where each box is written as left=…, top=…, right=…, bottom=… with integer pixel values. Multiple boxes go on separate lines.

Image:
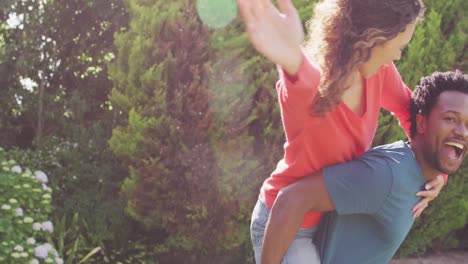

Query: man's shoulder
left=364, top=141, right=413, bottom=164
left=367, top=141, right=425, bottom=187
left=372, top=140, right=408, bottom=152
left=355, top=141, right=420, bottom=179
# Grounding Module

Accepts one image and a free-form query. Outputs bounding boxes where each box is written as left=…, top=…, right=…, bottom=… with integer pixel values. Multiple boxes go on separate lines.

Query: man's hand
left=412, top=174, right=445, bottom=218
left=237, top=0, right=304, bottom=74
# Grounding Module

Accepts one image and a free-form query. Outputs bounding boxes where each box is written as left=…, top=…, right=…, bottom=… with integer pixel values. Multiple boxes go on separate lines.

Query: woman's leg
left=281, top=227, right=320, bottom=264
left=250, top=198, right=320, bottom=264
left=251, top=199, right=269, bottom=263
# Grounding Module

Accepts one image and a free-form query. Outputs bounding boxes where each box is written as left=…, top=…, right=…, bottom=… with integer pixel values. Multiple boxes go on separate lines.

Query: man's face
left=418, top=91, right=468, bottom=174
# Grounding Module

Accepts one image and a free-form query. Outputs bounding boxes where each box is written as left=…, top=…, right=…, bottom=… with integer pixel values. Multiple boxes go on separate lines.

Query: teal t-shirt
left=315, top=141, right=426, bottom=264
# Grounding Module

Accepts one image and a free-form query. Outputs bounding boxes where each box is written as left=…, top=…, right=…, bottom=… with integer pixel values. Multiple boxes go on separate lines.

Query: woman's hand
left=412, top=175, right=445, bottom=218
left=237, top=0, right=304, bottom=74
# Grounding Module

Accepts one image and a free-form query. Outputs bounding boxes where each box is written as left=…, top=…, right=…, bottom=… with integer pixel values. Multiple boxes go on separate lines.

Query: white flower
left=14, top=245, right=24, bottom=251
left=27, top=238, right=36, bottom=244
left=42, top=183, right=49, bottom=191
left=8, top=159, right=16, bottom=164
left=11, top=252, right=21, bottom=258
left=2, top=166, right=9, bottom=171
left=34, top=171, right=48, bottom=183
left=9, top=198, right=18, bottom=204
left=29, top=259, right=40, bottom=264
left=15, top=208, right=23, bottom=216
left=32, top=223, right=42, bottom=231
left=55, top=257, right=64, bottom=264
left=23, top=183, right=31, bottom=188
left=41, top=221, right=54, bottom=233
left=24, top=217, right=34, bottom=223
left=11, top=165, right=22, bottom=173
left=1, top=204, right=11, bottom=210
left=45, top=258, right=54, bottom=263
left=20, top=252, right=29, bottom=257
left=34, top=245, right=48, bottom=259
left=42, top=193, right=52, bottom=199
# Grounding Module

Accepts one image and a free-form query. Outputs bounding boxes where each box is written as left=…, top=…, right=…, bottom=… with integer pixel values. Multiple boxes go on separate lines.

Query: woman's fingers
left=277, top=0, right=295, bottom=16
left=238, top=0, right=270, bottom=19
left=416, top=189, right=438, bottom=199
left=236, top=0, right=303, bottom=69
left=412, top=198, right=428, bottom=212
left=424, top=174, right=445, bottom=191
left=237, top=0, right=260, bottom=36
left=412, top=198, right=429, bottom=218
left=237, top=0, right=254, bottom=22
left=413, top=204, right=427, bottom=218
left=412, top=175, right=445, bottom=218
left=416, top=176, right=444, bottom=200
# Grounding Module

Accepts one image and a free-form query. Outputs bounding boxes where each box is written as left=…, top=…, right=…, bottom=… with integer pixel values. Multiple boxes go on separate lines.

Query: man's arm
left=261, top=154, right=393, bottom=264
left=261, top=171, right=334, bottom=264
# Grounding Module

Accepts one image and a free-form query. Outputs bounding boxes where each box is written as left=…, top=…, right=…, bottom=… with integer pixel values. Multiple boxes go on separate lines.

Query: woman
left=236, top=0, right=446, bottom=263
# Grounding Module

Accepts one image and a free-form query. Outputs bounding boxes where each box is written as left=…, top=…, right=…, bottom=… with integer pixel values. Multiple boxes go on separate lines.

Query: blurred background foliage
left=0, top=0, right=466, bottom=262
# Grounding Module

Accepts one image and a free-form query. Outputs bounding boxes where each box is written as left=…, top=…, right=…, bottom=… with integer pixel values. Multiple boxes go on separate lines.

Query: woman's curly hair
left=409, top=70, right=468, bottom=139
left=304, top=0, right=425, bottom=114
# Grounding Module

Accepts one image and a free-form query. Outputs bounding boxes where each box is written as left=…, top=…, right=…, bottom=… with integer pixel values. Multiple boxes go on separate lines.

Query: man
left=262, top=70, right=468, bottom=264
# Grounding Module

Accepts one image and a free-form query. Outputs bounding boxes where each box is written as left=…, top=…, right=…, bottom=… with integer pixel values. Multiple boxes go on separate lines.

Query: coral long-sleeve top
left=261, top=54, right=413, bottom=228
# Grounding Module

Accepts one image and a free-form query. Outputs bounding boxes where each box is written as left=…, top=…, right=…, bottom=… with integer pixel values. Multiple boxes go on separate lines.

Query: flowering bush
left=0, top=147, right=63, bottom=264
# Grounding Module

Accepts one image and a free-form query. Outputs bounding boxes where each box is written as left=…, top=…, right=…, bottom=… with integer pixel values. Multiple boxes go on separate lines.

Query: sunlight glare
left=196, top=0, right=237, bottom=29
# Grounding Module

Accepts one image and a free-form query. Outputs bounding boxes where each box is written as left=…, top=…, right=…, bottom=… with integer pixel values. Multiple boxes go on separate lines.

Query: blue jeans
left=250, top=198, right=321, bottom=264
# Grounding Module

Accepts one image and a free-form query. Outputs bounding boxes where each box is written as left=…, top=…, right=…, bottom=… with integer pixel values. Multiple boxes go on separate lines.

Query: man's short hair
left=409, top=70, right=468, bottom=139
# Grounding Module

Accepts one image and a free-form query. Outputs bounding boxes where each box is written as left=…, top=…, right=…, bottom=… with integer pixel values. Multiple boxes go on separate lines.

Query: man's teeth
left=445, top=142, right=464, bottom=150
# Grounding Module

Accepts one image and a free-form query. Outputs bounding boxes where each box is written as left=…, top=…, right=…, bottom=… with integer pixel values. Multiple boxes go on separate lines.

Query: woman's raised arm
left=237, top=0, right=304, bottom=75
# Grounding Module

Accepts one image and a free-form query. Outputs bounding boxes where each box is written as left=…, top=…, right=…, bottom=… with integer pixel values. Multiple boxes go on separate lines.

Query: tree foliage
left=0, top=0, right=136, bottom=262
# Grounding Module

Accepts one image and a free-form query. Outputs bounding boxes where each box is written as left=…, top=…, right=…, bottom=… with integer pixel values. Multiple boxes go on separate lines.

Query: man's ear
left=416, top=113, right=427, bottom=134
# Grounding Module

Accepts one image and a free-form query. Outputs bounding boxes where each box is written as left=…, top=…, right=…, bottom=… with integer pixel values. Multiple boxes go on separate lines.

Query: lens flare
left=196, top=0, right=237, bottom=29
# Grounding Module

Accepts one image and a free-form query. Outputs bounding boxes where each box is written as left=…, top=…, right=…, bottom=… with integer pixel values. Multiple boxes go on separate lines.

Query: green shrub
left=0, top=147, right=63, bottom=264
left=8, top=133, right=141, bottom=263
